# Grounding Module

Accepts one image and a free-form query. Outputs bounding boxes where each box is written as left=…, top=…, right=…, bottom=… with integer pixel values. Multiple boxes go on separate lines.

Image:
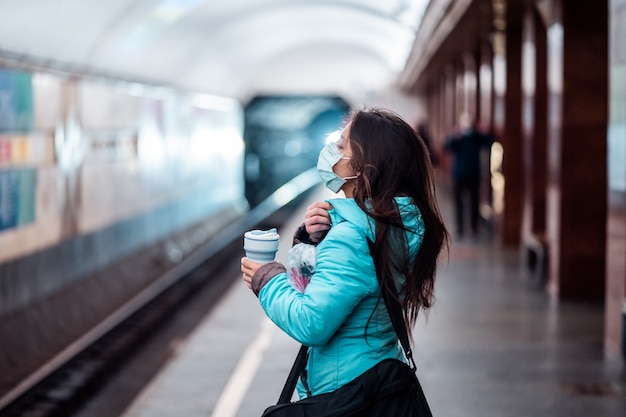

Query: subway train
left=0, top=63, right=349, bottom=400
left=243, top=94, right=350, bottom=206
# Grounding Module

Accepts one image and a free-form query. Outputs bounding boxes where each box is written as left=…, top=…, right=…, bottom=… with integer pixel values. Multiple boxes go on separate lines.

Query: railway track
left=0, top=247, right=234, bottom=417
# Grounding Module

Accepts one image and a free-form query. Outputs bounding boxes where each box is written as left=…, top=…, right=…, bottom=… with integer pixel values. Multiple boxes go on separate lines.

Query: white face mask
left=316, top=142, right=358, bottom=193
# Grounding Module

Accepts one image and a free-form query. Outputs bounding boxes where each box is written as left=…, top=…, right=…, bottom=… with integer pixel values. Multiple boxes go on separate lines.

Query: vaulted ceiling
left=0, top=0, right=429, bottom=104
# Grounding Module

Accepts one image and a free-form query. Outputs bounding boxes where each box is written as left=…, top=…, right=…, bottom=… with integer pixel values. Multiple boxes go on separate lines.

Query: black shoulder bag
left=260, top=240, right=434, bottom=417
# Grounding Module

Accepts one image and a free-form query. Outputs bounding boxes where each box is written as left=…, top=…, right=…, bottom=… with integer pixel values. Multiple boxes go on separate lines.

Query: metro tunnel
left=0, top=1, right=625, bottom=416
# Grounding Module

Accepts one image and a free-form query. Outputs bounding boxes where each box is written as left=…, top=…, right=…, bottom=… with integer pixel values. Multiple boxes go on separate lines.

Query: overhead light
left=152, top=0, right=205, bottom=23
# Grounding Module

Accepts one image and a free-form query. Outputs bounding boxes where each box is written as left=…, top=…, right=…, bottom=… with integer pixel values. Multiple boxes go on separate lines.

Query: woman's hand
left=304, top=201, right=333, bottom=242
left=241, top=257, right=264, bottom=289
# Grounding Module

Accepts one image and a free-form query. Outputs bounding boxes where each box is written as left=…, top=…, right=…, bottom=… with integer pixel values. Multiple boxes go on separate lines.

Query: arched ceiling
left=0, top=0, right=429, bottom=104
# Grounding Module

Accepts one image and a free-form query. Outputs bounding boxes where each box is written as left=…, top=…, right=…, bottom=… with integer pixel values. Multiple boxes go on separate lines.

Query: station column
left=500, top=0, right=524, bottom=247
left=545, top=0, right=608, bottom=301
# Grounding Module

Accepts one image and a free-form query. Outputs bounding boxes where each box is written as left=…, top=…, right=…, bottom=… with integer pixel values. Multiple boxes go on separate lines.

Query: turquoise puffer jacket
left=258, top=197, right=425, bottom=398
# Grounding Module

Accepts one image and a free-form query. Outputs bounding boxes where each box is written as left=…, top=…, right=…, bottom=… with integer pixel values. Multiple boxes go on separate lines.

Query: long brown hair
left=347, top=107, right=449, bottom=332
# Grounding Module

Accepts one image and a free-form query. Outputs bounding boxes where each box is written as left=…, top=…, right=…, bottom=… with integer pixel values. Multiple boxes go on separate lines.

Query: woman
left=242, top=107, right=448, bottom=399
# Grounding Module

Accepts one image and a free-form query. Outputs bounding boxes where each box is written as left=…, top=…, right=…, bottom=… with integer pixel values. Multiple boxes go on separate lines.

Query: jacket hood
left=326, top=197, right=425, bottom=250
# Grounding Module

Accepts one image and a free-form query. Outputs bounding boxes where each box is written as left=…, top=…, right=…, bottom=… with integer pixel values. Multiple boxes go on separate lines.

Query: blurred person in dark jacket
left=444, top=114, right=494, bottom=240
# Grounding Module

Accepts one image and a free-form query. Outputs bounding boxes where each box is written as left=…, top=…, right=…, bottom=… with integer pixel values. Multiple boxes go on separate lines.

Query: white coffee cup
left=243, top=228, right=280, bottom=263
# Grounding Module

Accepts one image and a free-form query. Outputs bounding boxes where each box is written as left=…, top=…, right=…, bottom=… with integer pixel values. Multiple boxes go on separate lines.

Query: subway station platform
left=116, top=185, right=625, bottom=417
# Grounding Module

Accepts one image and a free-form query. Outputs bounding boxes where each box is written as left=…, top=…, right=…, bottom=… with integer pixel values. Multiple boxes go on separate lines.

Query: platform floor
left=119, top=185, right=626, bottom=417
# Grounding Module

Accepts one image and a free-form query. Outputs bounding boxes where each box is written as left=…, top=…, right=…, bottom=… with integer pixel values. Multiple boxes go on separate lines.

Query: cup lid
left=244, top=228, right=279, bottom=240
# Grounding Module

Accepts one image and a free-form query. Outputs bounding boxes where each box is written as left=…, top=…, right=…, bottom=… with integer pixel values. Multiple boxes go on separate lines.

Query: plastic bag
left=287, top=243, right=316, bottom=293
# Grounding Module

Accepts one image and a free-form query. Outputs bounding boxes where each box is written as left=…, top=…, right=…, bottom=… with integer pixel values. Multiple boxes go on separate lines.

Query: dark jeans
left=453, top=176, right=480, bottom=237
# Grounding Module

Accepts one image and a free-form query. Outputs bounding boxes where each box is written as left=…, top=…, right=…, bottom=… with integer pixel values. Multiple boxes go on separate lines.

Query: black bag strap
left=367, top=238, right=417, bottom=371
left=275, top=238, right=416, bottom=404
left=277, top=344, right=309, bottom=403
